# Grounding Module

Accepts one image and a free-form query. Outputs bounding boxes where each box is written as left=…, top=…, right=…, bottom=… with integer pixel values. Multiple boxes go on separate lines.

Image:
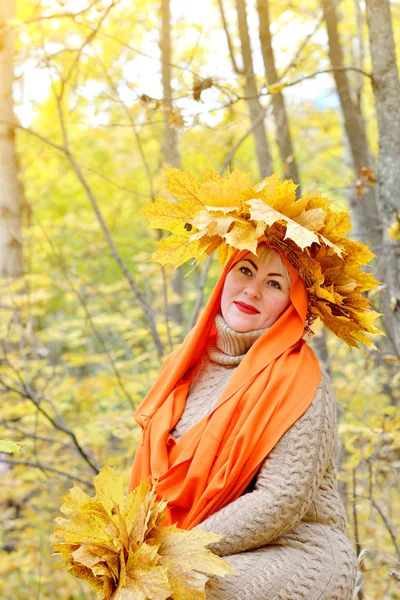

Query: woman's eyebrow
left=242, top=260, right=284, bottom=279
left=242, top=259, right=258, bottom=270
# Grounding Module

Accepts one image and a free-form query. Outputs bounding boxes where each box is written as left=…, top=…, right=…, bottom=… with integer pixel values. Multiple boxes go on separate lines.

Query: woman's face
left=220, top=249, right=291, bottom=332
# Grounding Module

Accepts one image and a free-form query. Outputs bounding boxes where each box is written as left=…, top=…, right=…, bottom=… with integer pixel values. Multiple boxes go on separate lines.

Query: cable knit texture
left=171, top=315, right=357, bottom=600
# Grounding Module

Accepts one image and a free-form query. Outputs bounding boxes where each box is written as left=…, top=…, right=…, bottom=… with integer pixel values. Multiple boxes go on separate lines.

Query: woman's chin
left=225, top=314, right=261, bottom=333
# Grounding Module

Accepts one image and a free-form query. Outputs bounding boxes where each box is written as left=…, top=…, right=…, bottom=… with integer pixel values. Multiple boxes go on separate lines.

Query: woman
left=130, top=169, right=379, bottom=599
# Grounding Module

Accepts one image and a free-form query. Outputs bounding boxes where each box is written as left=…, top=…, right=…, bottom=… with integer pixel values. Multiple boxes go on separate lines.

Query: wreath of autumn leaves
left=143, top=166, right=382, bottom=349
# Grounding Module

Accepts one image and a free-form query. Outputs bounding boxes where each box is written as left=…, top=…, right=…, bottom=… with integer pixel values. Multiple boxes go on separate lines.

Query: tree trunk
left=160, top=0, right=183, bottom=328
left=321, top=0, right=381, bottom=254
left=365, top=0, right=400, bottom=357
left=236, top=0, right=272, bottom=178
left=256, top=0, right=300, bottom=188
left=0, top=0, right=23, bottom=277
left=218, top=0, right=272, bottom=178
left=352, top=0, right=366, bottom=107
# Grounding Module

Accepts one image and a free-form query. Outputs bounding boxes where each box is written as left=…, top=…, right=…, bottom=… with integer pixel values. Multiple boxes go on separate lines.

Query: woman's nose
left=244, top=282, right=261, bottom=298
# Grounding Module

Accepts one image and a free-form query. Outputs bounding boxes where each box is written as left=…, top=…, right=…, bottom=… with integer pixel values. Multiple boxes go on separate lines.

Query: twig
left=271, top=66, right=373, bottom=91
left=24, top=0, right=103, bottom=24
left=217, top=0, right=243, bottom=75
left=367, top=460, right=400, bottom=560
left=279, top=12, right=326, bottom=80
left=0, top=459, right=92, bottom=487
left=94, top=53, right=156, bottom=201
left=0, top=373, right=99, bottom=474
left=220, top=105, right=269, bottom=174
left=0, top=421, right=73, bottom=450
left=63, top=1, right=118, bottom=87
left=187, top=254, right=214, bottom=332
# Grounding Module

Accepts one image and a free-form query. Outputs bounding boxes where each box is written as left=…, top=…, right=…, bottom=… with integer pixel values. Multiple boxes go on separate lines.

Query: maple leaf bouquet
left=50, top=466, right=234, bottom=600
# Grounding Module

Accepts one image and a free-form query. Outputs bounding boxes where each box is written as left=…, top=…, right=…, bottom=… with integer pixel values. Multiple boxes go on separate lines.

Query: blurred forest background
left=0, top=0, right=399, bottom=598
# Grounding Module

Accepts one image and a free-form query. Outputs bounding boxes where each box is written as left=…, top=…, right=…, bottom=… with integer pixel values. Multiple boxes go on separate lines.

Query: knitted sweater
left=171, top=314, right=357, bottom=600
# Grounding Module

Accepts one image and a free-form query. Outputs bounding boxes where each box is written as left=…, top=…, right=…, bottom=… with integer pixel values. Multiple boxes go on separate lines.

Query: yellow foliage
left=387, top=217, right=400, bottom=241
left=50, top=466, right=234, bottom=600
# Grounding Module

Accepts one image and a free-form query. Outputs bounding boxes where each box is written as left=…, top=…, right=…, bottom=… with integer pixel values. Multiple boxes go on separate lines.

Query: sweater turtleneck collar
left=207, top=313, right=267, bottom=366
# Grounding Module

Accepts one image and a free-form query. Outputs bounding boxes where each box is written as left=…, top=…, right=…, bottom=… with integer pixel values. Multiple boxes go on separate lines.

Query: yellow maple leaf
left=117, top=543, right=170, bottom=600
left=222, top=221, right=255, bottom=252
left=166, top=169, right=205, bottom=210
left=196, top=234, right=224, bottom=259
left=254, top=172, right=279, bottom=199
left=155, top=528, right=229, bottom=575
left=247, top=198, right=320, bottom=251
left=202, top=165, right=220, bottom=182
left=151, top=234, right=199, bottom=269
left=268, top=82, right=286, bottom=94
left=218, top=241, right=236, bottom=265
left=279, top=194, right=310, bottom=219
left=306, top=193, right=332, bottom=213
left=255, top=175, right=298, bottom=213
left=223, top=219, right=263, bottom=255
left=51, top=467, right=234, bottom=600
left=190, top=210, right=236, bottom=239
left=197, top=179, right=243, bottom=210
left=319, top=210, right=352, bottom=242
left=151, top=528, right=235, bottom=599
left=297, top=208, right=326, bottom=231
left=143, top=196, right=199, bottom=233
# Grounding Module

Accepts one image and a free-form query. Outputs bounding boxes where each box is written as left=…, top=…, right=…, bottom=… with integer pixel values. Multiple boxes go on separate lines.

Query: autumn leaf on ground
left=50, top=466, right=234, bottom=600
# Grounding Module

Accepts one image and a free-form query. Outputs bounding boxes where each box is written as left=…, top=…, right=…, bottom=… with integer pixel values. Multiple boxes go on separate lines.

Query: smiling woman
left=221, top=245, right=291, bottom=332
left=129, top=239, right=357, bottom=599
left=127, top=165, right=384, bottom=599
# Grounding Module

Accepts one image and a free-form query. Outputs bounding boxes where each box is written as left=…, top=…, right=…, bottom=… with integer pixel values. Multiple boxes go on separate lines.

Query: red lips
left=234, top=301, right=260, bottom=315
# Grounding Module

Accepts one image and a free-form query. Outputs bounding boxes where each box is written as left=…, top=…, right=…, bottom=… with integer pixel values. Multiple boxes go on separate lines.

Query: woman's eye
left=239, top=266, right=252, bottom=276
left=268, top=280, right=281, bottom=290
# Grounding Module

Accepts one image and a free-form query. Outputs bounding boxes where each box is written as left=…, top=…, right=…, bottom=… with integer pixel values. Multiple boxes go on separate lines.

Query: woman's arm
left=197, top=371, right=337, bottom=556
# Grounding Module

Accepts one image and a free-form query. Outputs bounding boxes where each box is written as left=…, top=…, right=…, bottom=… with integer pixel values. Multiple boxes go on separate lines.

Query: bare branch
left=0, top=367, right=99, bottom=474
left=187, top=254, right=214, bottom=332
left=1, top=421, right=74, bottom=450
left=220, top=103, right=269, bottom=173
left=94, top=53, right=156, bottom=202
left=64, top=150, right=164, bottom=360
left=76, top=21, right=201, bottom=80
left=367, top=460, right=400, bottom=560
left=63, top=1, right=119, bottom=87
left=217, top=0, right=243, bottom=75
left=0, top=459, right=92, bottom=487
left=279, top=12, right=326, bottom=81
left=24, top=0, right=103, bottom=24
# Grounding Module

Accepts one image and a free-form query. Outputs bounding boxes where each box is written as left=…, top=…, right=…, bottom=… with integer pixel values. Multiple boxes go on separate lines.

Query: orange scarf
left=129, top=245, right=321, bottom=529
